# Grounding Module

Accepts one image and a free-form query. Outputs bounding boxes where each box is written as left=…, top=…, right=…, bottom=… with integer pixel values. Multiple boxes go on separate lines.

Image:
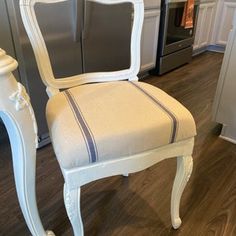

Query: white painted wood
left=216, top=1, right=236, bottom=45
left=199, top=3, right=215, bottom=47
left=63, top=138, right=194, bottom=189
left=194, top=2, right=215, bottom=50
left=64, top=185, right=84, bottom=236
left=171, top=155, right=193, bottom=229
left=194, top=5, right=204, bottom=50
left=19, top=0, right=195, bottom=234
left=143, top=0, right=160, bottom=9
left=220, top=135, right=236, bottom=144
left=19, top=0, right=144, bottom=94
left=0, top=48, right=54, bottom=236
left=220, top=125, right=236, bottom=144
left=140, top=9, right=160, bottom=72
left=213, top=13, right=236, bottom=143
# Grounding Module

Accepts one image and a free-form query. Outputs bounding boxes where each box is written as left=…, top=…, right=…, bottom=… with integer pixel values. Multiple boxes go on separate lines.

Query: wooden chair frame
left=0, top=0, right=194, bottom=235
left=19, top=0, right=144, bottom=96
left=0, top=48, right=54, bottom=236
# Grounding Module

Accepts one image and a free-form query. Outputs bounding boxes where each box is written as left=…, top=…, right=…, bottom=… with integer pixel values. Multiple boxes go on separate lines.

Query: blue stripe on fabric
left=64, top=90, right=98, bottom=163
left=129, top=82, right=178, bottom=143
left=64, top=93, right=91, bottom=161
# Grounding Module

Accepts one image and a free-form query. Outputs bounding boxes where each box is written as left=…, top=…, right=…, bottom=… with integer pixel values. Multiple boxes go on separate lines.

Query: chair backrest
left=19, top=0, right=144, bottom=96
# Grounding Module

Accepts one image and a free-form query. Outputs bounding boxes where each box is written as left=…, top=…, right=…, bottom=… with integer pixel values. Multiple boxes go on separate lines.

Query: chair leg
left=171, top=155, right=193, bottom=229
left=64, top=184, right=84, bottom=236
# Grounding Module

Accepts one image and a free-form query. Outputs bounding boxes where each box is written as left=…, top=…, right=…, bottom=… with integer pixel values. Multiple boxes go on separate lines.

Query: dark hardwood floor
left=1, top=52, right=236, bottom=236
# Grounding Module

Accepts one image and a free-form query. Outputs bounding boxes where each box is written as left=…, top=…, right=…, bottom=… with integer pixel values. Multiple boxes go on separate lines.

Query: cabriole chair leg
left=171, top=155, right=193, bottom=229
left=64, top=184, right=84, bottom=236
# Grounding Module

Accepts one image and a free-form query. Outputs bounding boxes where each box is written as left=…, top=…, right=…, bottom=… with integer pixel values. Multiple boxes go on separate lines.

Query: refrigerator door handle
left=73, top=0, right=84, bottom=42
left=82, top=1, right=92, bottom=40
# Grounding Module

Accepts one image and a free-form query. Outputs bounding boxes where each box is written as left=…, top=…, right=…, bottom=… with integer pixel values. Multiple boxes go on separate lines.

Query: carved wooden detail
left=64, top=185, right=76, bottom=222
left=9, top=82, right=38, bottom=148
left=64, top=185, right=84, bottom=236
left=171, top=155, right=193, bottom=229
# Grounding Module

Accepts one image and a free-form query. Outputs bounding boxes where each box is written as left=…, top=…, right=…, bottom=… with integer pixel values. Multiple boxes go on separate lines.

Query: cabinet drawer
left=144, top=0, right=161, bottom=9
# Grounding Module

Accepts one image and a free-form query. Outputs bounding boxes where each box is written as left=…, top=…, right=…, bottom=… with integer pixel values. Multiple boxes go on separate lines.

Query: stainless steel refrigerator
left=3, top=0, right=132, bottom=146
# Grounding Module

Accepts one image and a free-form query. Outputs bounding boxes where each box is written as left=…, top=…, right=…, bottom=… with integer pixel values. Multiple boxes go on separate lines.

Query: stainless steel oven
left=152, top=0, right=199, bottom=75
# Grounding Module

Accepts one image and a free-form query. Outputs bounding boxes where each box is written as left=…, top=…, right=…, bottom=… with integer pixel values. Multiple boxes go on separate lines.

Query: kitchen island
left=212, top=13, right=236, bottom=143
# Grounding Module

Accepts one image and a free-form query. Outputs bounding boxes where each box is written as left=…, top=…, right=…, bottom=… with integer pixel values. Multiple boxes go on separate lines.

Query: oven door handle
left=166, top=0, right=200, bottom=5
left=166, top=0, right=187, bottom=4
left=73, top=0, right=84, bottom=42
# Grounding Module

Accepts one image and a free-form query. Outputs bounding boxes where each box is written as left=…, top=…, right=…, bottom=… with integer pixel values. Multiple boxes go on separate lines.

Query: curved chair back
left=19, top=0, right=144, bottom=96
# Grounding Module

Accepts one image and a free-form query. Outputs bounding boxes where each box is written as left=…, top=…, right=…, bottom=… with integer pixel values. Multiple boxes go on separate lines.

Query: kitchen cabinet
left=194, top=2, right=216, bottom=50
left=194, top=0, right=236, bottom=54
left=213, top=13, right=236, bottom=143
left=140, top=9, right=160, bottom=72
left=214, top=0, right=236, bottom=45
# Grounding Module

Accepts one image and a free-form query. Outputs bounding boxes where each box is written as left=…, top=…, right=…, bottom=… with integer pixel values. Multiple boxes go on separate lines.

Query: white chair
left=1, top=0, right=196, bottom=235
left=0, top=49, right=54, bottom=236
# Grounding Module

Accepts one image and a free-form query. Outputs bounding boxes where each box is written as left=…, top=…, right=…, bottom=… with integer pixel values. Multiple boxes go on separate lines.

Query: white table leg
left=0, top=49, right=54, bottom=236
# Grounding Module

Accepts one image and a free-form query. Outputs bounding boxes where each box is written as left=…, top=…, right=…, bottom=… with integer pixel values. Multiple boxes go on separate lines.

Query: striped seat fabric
left=46, top=81, right=196, bottom=169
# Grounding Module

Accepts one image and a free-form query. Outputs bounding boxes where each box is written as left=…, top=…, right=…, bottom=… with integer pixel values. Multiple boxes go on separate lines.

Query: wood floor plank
left=1, top=52, right=236, bottom=236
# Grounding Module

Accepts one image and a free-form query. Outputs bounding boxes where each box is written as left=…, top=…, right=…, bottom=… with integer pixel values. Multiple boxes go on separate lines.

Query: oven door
left=162, top=0, right=199, bottom=56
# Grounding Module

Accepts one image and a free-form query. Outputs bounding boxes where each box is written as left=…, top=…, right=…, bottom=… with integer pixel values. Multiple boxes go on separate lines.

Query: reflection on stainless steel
left=4, top=0, right=131, bottom=146
left=152, top=0, right=199, bottom=75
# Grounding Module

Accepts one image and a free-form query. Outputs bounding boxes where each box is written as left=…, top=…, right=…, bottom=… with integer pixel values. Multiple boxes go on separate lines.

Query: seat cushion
left=46, top=81, right=196, bottom=169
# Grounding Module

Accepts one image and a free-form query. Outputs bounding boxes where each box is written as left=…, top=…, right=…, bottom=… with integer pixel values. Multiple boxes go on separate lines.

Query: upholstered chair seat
left=47, top=81, right=196, bottom=169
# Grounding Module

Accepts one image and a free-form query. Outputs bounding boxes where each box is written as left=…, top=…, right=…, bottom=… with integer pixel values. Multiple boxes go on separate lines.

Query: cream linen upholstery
left=46, top=81, right=196, bottom=169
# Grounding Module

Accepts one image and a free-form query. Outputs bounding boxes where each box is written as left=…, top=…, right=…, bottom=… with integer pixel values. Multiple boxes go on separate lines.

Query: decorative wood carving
left=9, top=82, right=30, bottom=111
left=64, top=185, right=76, bottom=222
left=64, top=185, right=84, bottom=236
left=9, top=82, right=38, bottom=148
left=171, top=155, right=193, bottom=229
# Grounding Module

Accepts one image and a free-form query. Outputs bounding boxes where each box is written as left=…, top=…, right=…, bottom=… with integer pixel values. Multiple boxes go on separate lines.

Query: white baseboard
left=193, top=44, right=225, bottom=56
left=220, top=125, right=236, bottom=145
left=207, top=45, right=226, bottom=53
left=193, top=46, right=208, bottom=56
left=220, top=135, right=236, bottom=144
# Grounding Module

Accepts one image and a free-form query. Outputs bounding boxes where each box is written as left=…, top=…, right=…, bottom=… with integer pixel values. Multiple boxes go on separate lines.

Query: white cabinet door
left=212, top=14, right=236, bottom=142
left=199, top=3, right=215, bottom=47
left=140, top=9, right=160, bottom=72
left=194, top=5, right=204, bottom=50
left=216, top=1, right=236, bottom=45
left=194, top=2, right=215, bottom=50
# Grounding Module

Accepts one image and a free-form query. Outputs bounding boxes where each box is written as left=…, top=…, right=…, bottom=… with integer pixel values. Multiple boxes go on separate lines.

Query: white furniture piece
left=193, top=0, right=216, bottom=51
left=213, top=13, right=236, bottom=144
left=0, top=0, right=196, bottom=235
left=193, top=0, right=236, bottom=54
left=213, top=0, right=236, bottom=46
left=140, top=0, right=160, bottom=72
left=0, top=49, right=54, bottom=236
